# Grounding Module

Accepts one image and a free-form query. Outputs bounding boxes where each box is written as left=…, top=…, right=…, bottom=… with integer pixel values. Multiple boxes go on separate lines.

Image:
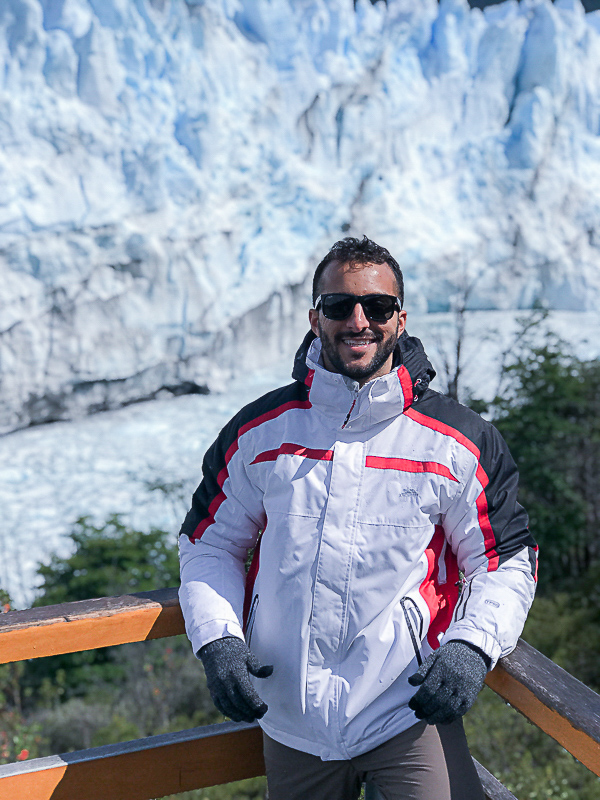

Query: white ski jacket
left=179, top=333, right=537, bottom=760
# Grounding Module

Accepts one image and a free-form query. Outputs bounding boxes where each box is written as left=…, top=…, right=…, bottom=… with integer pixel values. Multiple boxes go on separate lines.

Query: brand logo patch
left=386, top=481, right=419, bottom=503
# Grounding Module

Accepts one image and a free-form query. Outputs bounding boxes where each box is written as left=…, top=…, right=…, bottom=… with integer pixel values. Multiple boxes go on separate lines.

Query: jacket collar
left=292, top=331, right=436, bottom=429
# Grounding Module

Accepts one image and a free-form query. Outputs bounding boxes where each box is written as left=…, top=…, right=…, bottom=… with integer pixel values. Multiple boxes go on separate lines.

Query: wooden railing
left=0, top=588, right=599, bottom=800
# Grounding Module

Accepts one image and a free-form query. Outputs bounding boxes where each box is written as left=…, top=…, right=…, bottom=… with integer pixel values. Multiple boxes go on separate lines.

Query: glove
left=199, top=636, right=273, bottom=723
left=407, top=640, right=490, bottom=725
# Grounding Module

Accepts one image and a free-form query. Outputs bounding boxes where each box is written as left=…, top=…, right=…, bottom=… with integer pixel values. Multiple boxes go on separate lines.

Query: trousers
left=263, top=719, right=484, bottom=800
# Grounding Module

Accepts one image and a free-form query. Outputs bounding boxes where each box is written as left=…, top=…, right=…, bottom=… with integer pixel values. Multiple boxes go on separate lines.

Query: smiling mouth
left=339, top=336, right=380, bottom=347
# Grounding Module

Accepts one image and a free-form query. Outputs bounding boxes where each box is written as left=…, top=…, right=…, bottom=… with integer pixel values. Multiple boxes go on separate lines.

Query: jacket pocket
left=400, top=597, right=424, bottom=667
left=454, top=578, right=472, bottom=622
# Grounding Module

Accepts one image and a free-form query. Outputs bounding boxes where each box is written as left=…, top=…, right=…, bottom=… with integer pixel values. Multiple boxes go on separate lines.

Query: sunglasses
left=314, top=293, right=401, bottom=322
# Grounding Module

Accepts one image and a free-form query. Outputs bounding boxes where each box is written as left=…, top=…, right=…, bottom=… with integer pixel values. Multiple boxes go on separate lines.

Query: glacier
left=2, top=0, right=600, bottom=604
left=2, top=0, right=600, bottom=433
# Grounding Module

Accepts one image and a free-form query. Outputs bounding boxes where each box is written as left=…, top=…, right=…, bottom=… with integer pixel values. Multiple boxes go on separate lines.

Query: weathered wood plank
left=0, top=721, right=519, bottom=800
left=486, top=639, right=600, bottom=776
left=0, top=588, right=185, bottom=663
left=0, top=721, right=264, bottom=800
left=474, top=760, right=519, bottom=800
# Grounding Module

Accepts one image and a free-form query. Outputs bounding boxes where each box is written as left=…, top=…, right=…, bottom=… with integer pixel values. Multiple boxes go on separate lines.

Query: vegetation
left=0, top=591, right=45, bottom=764
left=25, top=516, right=182, bottom=699
left=490, top=327, right=600, bottom=591
left=1, top=519, right=262, bottom=796
left=462, top=317, right=600, bottom=689
left=34, top=514, right=180, bottom=604
left=1, top=316, right=599, bottom=799
left=461, top=319, right=600, bottom=798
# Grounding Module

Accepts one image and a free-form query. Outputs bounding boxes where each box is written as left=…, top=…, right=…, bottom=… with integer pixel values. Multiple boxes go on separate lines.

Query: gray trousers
left=263, top=719, right=484, bottom=800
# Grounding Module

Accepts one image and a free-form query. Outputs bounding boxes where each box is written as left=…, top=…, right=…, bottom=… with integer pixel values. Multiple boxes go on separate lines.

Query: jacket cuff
left=440, top=625, right=503, bottom=669
left=188, top=619, right=245, bottom=659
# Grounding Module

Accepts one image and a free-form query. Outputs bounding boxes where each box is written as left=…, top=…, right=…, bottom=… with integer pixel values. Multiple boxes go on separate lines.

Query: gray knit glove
left=408, top=640, right=490, bottom=725
left=199, top=636, right=273, bottom=723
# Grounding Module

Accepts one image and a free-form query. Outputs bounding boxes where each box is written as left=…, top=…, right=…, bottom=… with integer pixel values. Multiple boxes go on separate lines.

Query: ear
left=309, top=308, right=320, bottom=337
left=397, top=310, right=407, bottom=336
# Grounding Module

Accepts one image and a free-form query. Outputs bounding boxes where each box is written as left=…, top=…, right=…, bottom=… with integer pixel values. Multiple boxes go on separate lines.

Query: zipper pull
left=341, top=389, right=358, bottom=429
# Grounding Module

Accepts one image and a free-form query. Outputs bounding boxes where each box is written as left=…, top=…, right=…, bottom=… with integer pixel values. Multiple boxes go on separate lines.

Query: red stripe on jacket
left=251, top=443, right=334, bottom=465
left=404, top=407, right=498, bottom=572
left=475, top=466, right=498, bottom=571
left=191, top=399, right=312, bottom=542
left=397, top=365, right=415, bottom=412
left=365, top=455, right=458, bottom=482
left=404, top=407, right=480, bottom=459
left=419, top=525, right=460, bottom=649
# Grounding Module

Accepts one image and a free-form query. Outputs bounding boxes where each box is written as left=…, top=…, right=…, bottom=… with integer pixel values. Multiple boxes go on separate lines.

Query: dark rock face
left=2, top=276, right=311, bottom=433
left=21, top=375, right=210, bottom=428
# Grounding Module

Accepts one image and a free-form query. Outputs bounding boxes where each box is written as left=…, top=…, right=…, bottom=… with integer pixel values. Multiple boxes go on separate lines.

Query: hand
left=408, top=640, right=489, bottom=725
left=199, top=636, right=273, bottom=723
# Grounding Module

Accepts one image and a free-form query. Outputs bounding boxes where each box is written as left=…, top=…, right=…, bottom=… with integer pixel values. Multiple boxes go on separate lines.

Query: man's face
left=308, top=260, right=407, bottom=387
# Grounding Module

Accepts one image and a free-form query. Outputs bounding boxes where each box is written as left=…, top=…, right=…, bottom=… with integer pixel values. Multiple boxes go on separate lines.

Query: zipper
left=246, top=594, right=259, bottom=646
left=454, top=578, right=472, bottom=622
left=400, top=597, right=424, bottom=667
left=341, top=389, right=358, bottom=429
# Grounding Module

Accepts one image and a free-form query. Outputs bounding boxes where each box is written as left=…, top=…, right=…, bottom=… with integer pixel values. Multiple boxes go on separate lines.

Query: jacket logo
left=386, top=482, right=419, bottom=503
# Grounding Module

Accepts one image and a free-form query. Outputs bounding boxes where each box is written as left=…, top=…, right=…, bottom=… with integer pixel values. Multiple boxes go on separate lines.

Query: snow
left=0, top=350, right=294, bottom=607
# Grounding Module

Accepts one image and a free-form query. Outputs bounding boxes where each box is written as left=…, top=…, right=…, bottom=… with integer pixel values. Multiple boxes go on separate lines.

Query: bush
left=490, top=330, right=600, bottom=591
left=0, top=591, right=46, bottom=764
left=521, top=589, right=600, bottom=694
left=34, top=515, right=180, bottom=604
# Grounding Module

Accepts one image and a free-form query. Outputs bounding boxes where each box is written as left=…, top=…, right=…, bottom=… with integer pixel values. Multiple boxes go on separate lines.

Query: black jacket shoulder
left=413, top=388, right=501, bottom=453
left=179, top=380, right=308, bottom=542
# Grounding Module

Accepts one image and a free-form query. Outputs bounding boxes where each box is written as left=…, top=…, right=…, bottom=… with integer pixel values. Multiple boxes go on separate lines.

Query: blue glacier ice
left=1, top=0, right=600, bottom=433
left=2, top=0, right=600, bottom=603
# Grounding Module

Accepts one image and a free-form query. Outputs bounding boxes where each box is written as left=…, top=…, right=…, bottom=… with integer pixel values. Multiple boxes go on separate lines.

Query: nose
left=346, top=300, right=369, bottom=331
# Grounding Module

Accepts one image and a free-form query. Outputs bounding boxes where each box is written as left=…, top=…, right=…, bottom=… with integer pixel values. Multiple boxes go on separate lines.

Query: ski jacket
left=179, top=332, right=537, bottom=760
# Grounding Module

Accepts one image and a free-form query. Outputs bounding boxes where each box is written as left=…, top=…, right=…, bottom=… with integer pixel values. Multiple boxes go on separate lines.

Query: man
left=179, top=237, right=538, bottom=800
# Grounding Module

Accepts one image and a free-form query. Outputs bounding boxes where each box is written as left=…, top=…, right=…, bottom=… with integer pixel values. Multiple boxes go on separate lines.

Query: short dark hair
left=312, top=236, right=404, bottom=307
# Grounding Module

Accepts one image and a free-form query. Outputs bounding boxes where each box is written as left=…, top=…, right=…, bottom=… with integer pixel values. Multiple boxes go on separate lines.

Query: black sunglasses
left=314, top=293, right=401, bottom=322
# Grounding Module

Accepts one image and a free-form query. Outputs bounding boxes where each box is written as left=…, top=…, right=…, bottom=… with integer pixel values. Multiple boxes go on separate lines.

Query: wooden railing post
left=0, top=722, right=264, bottom=800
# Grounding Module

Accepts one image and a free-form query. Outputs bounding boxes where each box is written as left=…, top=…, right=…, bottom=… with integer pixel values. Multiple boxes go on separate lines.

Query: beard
left=318, top=323, right=400, bottom=383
